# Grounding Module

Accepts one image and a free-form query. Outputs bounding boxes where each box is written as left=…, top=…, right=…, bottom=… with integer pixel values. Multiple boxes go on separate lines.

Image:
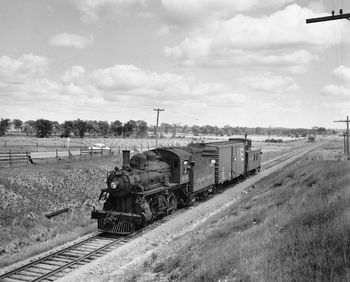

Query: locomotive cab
left=152, top=148, right=191, bottom=184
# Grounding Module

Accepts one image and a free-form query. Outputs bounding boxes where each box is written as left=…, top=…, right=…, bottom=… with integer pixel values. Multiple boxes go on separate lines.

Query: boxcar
left=189, top=139, right=246, bottom=185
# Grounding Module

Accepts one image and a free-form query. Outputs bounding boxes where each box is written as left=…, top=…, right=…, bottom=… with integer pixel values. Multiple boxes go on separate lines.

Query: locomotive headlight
left=110, top=181, right=118, bottom=189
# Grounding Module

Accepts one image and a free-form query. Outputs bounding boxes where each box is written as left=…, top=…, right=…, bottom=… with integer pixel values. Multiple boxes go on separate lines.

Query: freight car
left=91, top=138, right=261, bottom=234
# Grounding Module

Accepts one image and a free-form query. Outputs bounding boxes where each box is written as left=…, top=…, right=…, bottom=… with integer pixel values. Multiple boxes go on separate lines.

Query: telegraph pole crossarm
left=153, top=108, right=164, bottom=148
left=306, top=10, right=350, bottom=24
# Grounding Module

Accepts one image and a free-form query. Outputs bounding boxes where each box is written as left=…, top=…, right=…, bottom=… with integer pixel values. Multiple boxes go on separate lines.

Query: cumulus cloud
left=62, top=65, right=86, bottom=84
left=322, top=84, right=350, bottom=98
left=0, top=54, right=49, bottom=79
left=1, top=56, right=246, bottom=121
left=160, top=0, right=294, bottom=26
left=89, top=64, right=229, bottom=103
left=75, top=0, right=148, bottom=22
left=49, top=33, right=94, bottom=49
left=164, top=4, right=349, bottom=70
left=0, top=54, right=92, bottom=111
left=241, top=72, right=299, bottom=93
left=322, top=65, right=350, bottom=103
left=333, top=65, right=350, bottom=84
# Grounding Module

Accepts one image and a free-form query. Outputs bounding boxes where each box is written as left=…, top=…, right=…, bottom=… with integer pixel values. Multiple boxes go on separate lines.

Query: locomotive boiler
left=92, top=139, right=261, bottom=234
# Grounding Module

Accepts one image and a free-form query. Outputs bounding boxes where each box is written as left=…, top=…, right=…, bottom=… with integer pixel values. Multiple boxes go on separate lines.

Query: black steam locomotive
left=91, top=138, right=261, bottom=234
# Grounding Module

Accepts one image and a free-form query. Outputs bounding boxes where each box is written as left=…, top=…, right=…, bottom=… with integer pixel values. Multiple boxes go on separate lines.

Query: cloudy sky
left=1, top=0, right=350, bottom=128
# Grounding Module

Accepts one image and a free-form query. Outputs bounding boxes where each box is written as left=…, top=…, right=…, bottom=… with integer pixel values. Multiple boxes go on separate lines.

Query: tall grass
left=123, top=159, right=350, bottom=281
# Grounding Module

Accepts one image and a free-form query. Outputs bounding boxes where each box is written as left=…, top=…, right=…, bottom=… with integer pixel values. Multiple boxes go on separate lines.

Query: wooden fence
left=0, top=151, right=33, bottom=166
left=80, top=148, right=113, bottom=158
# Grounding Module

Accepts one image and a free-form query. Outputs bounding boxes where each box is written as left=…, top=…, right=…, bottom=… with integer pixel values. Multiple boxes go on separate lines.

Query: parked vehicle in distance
left=88, top=143, right=111, bottom=150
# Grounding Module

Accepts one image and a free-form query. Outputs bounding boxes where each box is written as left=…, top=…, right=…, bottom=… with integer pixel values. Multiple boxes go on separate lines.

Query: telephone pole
left=153, top=108, right=164, bottom=148
left=334, top=116, right=349, bottom=157
left=306, top=9, right=349, bottom=157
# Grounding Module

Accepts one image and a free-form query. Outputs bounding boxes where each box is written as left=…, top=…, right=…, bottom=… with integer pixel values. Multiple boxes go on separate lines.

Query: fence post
left=90, top=147, right=93, bottom=158
left=101, top=148, right=103, bottom=156
left=56, top=148, right=59, bottom=159
left=118, top=145, right=121, bottom=155
left=110, top=147, right=112, bottom=156
left=26, top=151, right=29, bottom=164
left=4, top=141, right=6, bottom=147
left=9, top=150, right=12, bottom=167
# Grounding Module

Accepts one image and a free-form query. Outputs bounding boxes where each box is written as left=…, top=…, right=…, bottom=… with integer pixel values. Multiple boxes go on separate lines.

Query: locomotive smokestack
left=122, top=150, right=130, bottom=168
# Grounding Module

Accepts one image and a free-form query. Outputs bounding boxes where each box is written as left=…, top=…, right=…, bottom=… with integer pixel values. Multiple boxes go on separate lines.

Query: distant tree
left=182, top=125, right=190, bottom=134
left=74, top=119, right=87, bottom=138
left=316, top=127, right=326, bottom=135
left=171, top=123, right=181, bottom=138
left=51, top=121, right=61, bottom=136
left=23, top=120, right=36, bottom=136
left=110, top=120, right=123, bottom=136
left=86, top=120, right=98, bottom=135
left=201, top=125, right=214, bottom=135
left=0, top=118, right=10, bottom=136
left=98, top=121, right=110, bottom=136
left=12, top=119, right=23, bottom=130
left=35, top=119, right=52, bottom=138
left=123, top=120, right=137, bottom=137
left=192, top=125, right=200, bottom=136
left=159, top=123, right=172, bottom=134
left=61, top=121, right=74, bottom=137
left=136, top=120, right=148, bottom=138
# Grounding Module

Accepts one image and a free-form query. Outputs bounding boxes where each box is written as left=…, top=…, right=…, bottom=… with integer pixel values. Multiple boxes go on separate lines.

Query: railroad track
left=262, top=149, right=302, bottom=170
left=261, top=141, right=325, bottom=171
left=0, top=212, right=182, bottom=282
left=1, top=142, right=323, bottom=282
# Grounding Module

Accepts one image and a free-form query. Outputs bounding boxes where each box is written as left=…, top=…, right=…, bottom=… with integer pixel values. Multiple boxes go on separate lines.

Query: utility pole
left=306, top=9, right=349, bottom=157
left=153, top=108, right=164, bottom=148
left=334, top=116, right=350, bottom=157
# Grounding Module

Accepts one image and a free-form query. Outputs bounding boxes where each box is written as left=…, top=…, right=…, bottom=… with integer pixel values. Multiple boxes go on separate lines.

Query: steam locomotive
left=91, top=138, right=261, bottom=234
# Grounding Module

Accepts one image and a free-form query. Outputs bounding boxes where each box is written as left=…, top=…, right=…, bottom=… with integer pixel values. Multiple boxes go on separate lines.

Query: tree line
left=158, top=123, right=335, bottom=138
left=0, top=118, right=148, bottom=138
left=0, top=118, right=336, bottom=139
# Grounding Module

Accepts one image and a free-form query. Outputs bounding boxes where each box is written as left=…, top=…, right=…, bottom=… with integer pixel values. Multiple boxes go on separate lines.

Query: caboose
left=91, top=138, right=261, bottom=234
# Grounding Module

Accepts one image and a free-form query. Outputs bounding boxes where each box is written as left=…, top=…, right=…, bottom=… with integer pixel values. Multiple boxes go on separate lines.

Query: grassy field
left=117, top=139, right=350, bottom=281
left=0, top=155, right=124, bottom=267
